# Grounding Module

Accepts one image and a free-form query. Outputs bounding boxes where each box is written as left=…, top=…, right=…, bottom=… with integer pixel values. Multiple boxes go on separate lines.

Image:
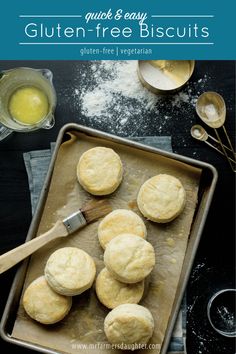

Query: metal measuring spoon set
left=191, top=92, right=236, bottom=172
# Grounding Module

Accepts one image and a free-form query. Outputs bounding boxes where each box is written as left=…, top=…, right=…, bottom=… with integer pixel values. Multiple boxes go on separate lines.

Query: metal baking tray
left=0, top=123, right=218, bottom=353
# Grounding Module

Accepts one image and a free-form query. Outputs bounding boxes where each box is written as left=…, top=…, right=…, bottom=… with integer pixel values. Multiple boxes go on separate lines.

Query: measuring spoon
left=196, top=92, right=235, bottom=171
left=191, top=125, right=236, bottom=163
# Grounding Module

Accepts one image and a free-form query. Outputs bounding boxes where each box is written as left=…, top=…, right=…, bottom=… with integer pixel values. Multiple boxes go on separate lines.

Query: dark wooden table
left=0, top=60, right=235, bottom=354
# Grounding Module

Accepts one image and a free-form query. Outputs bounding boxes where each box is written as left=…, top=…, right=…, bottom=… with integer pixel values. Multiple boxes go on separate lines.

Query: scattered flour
left=69, top=61, right=210, bottom=135
left=81, top=61, right=158, bottom=120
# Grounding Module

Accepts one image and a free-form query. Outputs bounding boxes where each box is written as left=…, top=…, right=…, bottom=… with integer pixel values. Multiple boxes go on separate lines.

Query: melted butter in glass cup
left=0, top=67, right=57, bottom=141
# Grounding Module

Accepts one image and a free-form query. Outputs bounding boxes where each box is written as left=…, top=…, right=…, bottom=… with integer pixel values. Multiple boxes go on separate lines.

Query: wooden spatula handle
left=0, top=221, right=68, bottom=275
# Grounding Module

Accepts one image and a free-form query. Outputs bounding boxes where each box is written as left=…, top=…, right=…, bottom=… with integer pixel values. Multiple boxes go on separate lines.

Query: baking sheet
left=12, top=131, right=202, bottom=354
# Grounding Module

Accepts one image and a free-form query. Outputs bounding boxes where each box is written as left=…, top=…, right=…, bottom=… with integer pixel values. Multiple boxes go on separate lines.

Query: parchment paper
left=12, top=131, right=202, bottom=354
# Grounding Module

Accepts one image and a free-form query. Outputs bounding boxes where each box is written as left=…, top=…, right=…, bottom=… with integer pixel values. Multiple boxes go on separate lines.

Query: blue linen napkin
left=23, top=136, right=186, bottom=354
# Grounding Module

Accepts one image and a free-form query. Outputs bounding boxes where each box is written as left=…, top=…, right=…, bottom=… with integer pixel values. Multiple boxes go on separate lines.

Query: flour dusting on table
left=69, top=61, right=210, bottom=136
left=81, top=61, right=158, bottom=119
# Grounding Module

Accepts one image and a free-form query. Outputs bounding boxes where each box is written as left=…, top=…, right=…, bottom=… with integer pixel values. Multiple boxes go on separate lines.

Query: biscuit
left=137, top=174, right=186, bottom=223
left=23, top=276, right=72, bottom=325
left=104, top=304, right=154, bottom=346
left=95, top=268, right=144, bottom=309
left=104, top=234, right=155, bottom=283
left=98, top=209, right=147, bottom=249
left=77, top=147, right=123, bottom=195
left=45, top=247, right=96, bottom=296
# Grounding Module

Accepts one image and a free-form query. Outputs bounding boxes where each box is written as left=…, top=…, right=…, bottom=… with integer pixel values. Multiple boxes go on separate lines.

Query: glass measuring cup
left=207, top=289, right=236, bottom=337
left=0, top=67, right=57, bottom=141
